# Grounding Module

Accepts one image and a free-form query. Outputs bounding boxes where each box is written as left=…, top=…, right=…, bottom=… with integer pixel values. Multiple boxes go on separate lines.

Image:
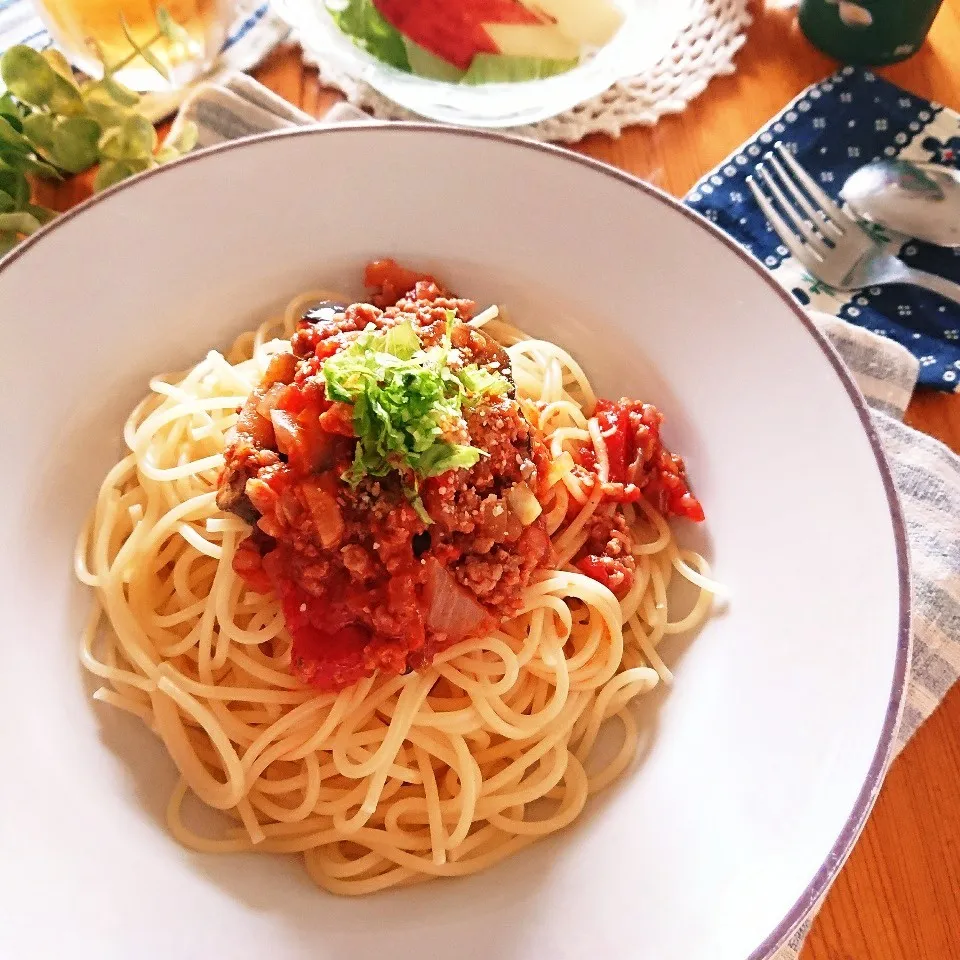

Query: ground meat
left=365, top=259, right=476, bottom=318
left=216, top=440, right=279, bottom=523
left=288, top=280, right=477, bottom=374
left=455, top=523, right=551, bottom=610
left=215, top=352, right=298, bottom=520
left=419, top=395, right=548, bottom=610
left=574, top=509, right=637, bottom=595
left=388, top=281, right=476, bottom=324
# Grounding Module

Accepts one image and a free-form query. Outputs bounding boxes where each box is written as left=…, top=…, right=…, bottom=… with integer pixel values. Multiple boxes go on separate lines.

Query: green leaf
left=383, top=321, right=421, bottom=359
left=93, top=156, right=150, bottom=192
left=403, top=39, right=464, bottom=83
left=93, top=159, right=129, bottom=191
left=409, top=493, right=432, bottom=526
left=0, top=115, right=31, bottom=153
left=457, top=364, right=511, bottom=398
left=49, top=115, right=101, bottom=173
left=21, top=113, right=56, bottom=153
left=417, top=443, right=482, bottom=477
left=0, top=112, right=23, bottom=134
left=0, top=91, right=23, bottom=115
left=82, top=99, right=129, bottom=130
left=327, top=0, right=411, bottom=72
left=1, top=46, right=58, bottom=108
left=98, top=113, right=156, bottom=160
left=21, top=154, right=62, bottom=178
left=0, top=170, right=28, bottom=207
left=0, top=93, right=24, bottom=132
left=0, top=148, right=61, bottom=179
left=42, top=48, right=75, bottom=81
left=153, top=144, right=179, bottom=164
left=460, top=54, right=579, bottom=85
left=0, top=189, right=14, bottom=213
left=119, top=12, right=170, bottom=80
left=0, top=45, right=82, bottom=115
left=37, top=49, right=84, bottom=115
left=82, top=86, right=132, bottom=128
left=0, top=210, right=42, bottom=234
left=0, top=231, right=19, bottom=256
left=48, top=72, right=85, bottom=115
left=156, top=6, right=193, bottom=47
left=99, top=75, right=141, bottom=107
left=166, top=119, right=197, bottom=154
left=27, top=204, right=57, bottom=224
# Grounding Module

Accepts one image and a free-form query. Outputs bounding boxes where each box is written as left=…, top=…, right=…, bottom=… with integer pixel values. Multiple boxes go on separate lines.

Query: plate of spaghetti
left=0, top=126, right=908, bottom=960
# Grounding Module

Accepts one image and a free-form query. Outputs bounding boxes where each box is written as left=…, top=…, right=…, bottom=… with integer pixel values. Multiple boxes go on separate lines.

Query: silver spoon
left=841, top=159, right=960, bottom=248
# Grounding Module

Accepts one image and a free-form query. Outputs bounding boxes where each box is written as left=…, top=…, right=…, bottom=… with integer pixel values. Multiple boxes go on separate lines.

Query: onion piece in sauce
left=257, top=383, right=287, bottom=419
left=299, top=475, right=344, bottom=548
left=507, top=482, right=543, bottom=526
left=270, top=409, right=302, bottom=459
left=423, top=559, right=494, bottom=643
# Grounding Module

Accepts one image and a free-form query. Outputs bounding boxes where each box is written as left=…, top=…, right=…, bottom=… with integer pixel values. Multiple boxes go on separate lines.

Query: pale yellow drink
left=33, top=0, right=234, bottom=91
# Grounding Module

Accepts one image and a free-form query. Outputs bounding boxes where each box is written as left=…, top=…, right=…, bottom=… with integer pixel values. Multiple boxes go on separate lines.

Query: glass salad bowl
left=274, top=0, right=694, bottom=128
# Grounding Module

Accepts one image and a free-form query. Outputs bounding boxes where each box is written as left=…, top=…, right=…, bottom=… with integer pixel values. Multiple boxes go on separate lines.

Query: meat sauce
left=570, top=400, right=704, bottom=594
left=219, top=261, right=551, bottom=691
left=218, top=260, right=704, bottom=691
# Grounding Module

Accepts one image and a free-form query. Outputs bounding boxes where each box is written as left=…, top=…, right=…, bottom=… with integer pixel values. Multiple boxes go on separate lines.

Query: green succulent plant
left=0, top=8, right=198, bottom=254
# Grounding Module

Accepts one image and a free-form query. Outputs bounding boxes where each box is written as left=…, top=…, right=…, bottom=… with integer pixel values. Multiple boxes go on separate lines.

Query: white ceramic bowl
left=0, top=126, right=908, bottom=960
left=274, top=0, right=692, bottom=126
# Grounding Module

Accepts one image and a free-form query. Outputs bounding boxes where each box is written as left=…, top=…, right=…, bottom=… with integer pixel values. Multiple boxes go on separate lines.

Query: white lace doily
left=300, top=0, right=752, bottom=143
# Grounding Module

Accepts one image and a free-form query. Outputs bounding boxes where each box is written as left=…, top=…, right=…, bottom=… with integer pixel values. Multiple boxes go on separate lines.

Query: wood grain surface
left=44, top=2, right=960, bottom=956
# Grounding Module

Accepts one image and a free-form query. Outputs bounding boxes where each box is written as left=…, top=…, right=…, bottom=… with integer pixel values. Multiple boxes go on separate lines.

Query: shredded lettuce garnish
left=322, top=319, right=511, bottom=517
left=457, top=364, right=511, bottom=400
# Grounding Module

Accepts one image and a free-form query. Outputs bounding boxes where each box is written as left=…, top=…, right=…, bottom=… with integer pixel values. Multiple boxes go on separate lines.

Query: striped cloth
left=136, top=76, right=960, bottom=959
left=773, top=313, right=960, bottom=958
left=809, top=313, right=960, bottom=754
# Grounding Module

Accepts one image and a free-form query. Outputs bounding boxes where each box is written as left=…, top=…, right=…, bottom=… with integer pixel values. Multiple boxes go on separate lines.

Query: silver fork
left=747, top=142, right=960, bottom=306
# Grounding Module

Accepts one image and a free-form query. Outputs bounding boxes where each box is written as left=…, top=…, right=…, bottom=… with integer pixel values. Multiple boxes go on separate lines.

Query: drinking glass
left=33, top=0, right=236, bottom=92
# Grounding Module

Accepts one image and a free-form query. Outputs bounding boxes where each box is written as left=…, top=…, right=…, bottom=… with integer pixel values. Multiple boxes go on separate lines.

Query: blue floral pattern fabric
left=686, top=66, right=960, bottom=392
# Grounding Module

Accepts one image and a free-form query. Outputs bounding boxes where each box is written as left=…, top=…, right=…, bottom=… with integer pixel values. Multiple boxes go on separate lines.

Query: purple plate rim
left=0, top=122, right=912, bottom=960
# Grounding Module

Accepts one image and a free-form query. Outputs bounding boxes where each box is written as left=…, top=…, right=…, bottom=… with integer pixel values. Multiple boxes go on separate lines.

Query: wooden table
left=43, top=2, right=960, bottom=955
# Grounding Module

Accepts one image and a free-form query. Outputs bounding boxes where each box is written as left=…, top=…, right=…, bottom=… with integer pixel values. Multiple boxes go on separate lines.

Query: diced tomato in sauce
left=318, top=402, right=355, bottom=437
left=364, top=259, right=435, bottom=308
left=575, top=555, right=620, bottom=592
left=581, top=398, right=704, bottom=523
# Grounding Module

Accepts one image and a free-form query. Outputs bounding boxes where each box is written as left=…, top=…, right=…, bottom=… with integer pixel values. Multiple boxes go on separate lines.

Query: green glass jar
left=798, top=0, right=945, bottom=65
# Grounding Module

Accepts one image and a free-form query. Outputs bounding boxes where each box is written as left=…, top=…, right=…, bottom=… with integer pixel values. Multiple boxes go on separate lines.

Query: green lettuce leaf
left=417, top=443, right=482, bottom=477
left=326, top=0, right=411, bottom=72
left=403, top=38, right=465, bottom=83
left=461, top=54, right=578, bottom=85
left=457, top=364, right=511, bottom=399
left=383, top=320, right=420, bottom=359
left=323, top=322, right=492, bottom=499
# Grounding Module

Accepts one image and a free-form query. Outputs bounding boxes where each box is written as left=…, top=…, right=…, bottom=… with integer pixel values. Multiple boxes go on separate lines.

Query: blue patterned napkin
left=686, top=66, right=960, bottom=392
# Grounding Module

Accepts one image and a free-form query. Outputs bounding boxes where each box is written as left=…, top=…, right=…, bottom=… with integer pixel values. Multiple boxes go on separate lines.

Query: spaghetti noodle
left=76, top=272, right=718, bottom=895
